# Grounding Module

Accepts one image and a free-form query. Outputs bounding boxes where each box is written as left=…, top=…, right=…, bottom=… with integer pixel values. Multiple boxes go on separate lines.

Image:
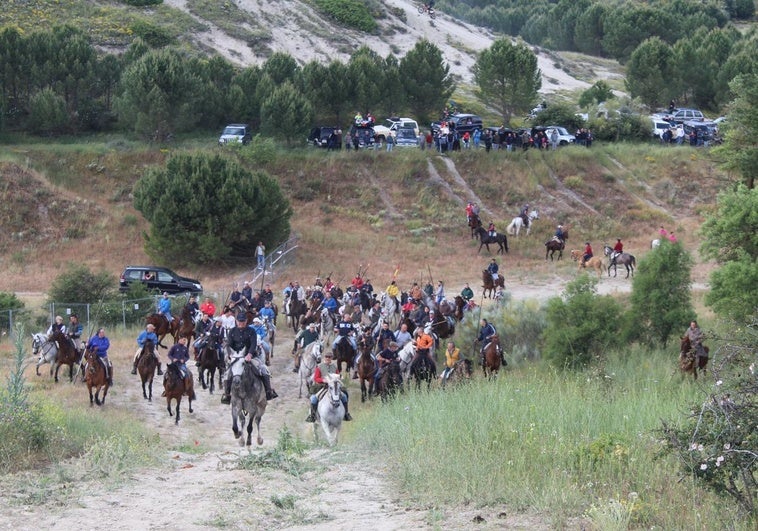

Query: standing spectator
left=425, top=131, right=433, bottom=149
left=484, top=129, right=493, bottom=152
left=473, top=128, right=481, bottom=149
left=462, top=131, right=471, bottom=149
left=255, top=241, right=266, bottom=271
left=435, top=280, right=445, bottom=305
left=386, top=133, right=395, bottom=152
left=550, top=129, right=559, bottom=150
left=345, top=131, right=352, bottom=150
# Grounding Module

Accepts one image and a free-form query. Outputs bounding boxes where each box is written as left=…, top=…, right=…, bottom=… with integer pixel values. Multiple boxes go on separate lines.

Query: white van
left=373, top=117, right=420, bottom=141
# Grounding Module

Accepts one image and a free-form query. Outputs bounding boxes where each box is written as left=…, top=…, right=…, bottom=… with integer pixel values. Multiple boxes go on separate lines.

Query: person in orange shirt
left=410, top=327, right=436, bottom=374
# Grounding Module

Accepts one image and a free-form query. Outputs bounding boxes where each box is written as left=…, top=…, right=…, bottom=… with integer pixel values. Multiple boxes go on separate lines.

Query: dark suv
left=432, top=113, right=483, bottom=135
left=119, top=266, right=203, bottom=295
left=307, top=126, right=342, bottom=149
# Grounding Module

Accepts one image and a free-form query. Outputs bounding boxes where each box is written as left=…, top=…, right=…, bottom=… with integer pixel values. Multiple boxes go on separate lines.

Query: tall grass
left=354, top=346, right=748, bottom=528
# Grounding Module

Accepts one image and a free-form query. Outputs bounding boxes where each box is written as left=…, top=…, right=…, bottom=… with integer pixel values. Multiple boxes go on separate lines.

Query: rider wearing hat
left=554, top=224, right=565, bottom=242
left=305, top=350, right=352, bottom=423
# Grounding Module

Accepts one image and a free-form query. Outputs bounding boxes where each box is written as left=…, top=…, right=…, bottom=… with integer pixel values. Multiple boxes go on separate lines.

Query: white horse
left=320, top=308, right=336, bottom=345
left=317, top=373, right=345, bottom=446
left=33, top=332, right=58, bottom=377
left=398, top=341, right=416, bottom=383
left=380, top=291, right=401, bottom=330
left=506, top=210, right=539, bottom=236
left=651, top=239, right=661, bottom=249
left=298, top=340, right=322, bottom=399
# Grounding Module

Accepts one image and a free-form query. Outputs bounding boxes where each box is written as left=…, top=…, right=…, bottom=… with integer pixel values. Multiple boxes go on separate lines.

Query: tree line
left=0, top=26, right=454, bottom=142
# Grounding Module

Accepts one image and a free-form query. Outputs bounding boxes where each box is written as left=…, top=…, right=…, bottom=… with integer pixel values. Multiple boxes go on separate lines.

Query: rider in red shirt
left=351, top=275, right=364, bottom=290
left=582, top=242, right=593, bottom=265
left=613, top=239, right=623, bottom=253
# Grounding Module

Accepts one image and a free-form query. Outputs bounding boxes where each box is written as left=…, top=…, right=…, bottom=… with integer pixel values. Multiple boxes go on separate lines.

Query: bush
left=120, top=0, right=163, bottom=5
left=27, top=88, right=68, bottom=135
left=48, top=264, right=115, bottom=304
left=532, top=103, right=584, bottom=131
left=314, top=0, right=378, bottom=32
left=589, top=113, right=651, bottom=142
left=130, top=19, right=175, bottom=48
left=542, top=275, right=622, bottom=369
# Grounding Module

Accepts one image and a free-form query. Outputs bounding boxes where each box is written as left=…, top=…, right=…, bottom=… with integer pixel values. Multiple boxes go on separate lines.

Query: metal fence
left=228, top=236, right=300, bottom=297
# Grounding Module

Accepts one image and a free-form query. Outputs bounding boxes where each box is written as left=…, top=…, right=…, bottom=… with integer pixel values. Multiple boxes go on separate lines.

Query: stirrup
left=220, top=395, right=231, bottom=404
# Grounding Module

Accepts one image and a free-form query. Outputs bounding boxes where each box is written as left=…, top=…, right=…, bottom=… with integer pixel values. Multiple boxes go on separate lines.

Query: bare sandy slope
left=164, top=0, right=591, bottom=94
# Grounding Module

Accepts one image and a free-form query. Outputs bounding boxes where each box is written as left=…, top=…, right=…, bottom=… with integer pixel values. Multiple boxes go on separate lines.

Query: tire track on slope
left=432, top=157, right=497, bottom=219
left=605, top=156, right=672, bottom=216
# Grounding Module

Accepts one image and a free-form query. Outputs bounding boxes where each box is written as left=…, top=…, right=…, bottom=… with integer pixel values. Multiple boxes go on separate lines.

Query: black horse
left=377, top=360, right=403, bottom=401
left=410, top=355, right=436, bottom=390
left=474, top=227, right=508, bottom=254
left=468, top=213, right=482, bottom=239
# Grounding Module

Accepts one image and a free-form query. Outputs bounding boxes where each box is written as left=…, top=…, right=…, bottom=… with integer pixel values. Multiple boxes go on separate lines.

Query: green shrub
left=314, top=0, right=378, bottom=32
left=130, top=18, right=175, bottom=48
left=28, top=88, right=68, bottom=135
left=47, top=264, right=115, bottom=304
left=120, top=0, right=163, bottom=5
left=590, top=114, right=651, bottom=142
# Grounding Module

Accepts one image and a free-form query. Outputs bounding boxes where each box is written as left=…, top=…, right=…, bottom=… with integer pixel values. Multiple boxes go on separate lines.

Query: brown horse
left=679, top=336, right=709, bottom=380
left=482, top=270, right=505, bottom=298
left=545, top=231, right=569, bottom=261
left=453, top=296, right=466, bottom=321
left=198, top=342, right=224, bottom=394
left=333, top=336, right=356, bottom=380
left=84, top=346, right=110, bottom=406
left=444, top=359, right=473, bottom=387
left=137, top=339, right=158, bottom=401
left=163, top=363, right=195, bottom=424
left=482, top=334, right=502, bottom=378
left=578, top=256, right=604, bottom=278
left=50, top=330, right=83, bottom=383
left=468, top=213, right=482, bottom=239
left=356, top=339, right=376, bottom=402
left=145, top=313, right=178, bottom=349
left=430, top=313, right=455, bottom=340
left=376, top=360, right=403, bottom=401
left=178, top=306, right=196, bottom=341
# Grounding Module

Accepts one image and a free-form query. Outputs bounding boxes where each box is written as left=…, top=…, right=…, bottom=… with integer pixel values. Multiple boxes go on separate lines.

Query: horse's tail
left=631, top=255, right=637, bottom=267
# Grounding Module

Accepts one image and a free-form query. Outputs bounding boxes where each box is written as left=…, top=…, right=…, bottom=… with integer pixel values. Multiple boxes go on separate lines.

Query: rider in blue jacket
left=158, top=292, right=172, bottom=323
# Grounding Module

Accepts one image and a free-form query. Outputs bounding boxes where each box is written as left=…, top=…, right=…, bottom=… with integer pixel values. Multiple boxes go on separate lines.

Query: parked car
left=218, top=123, right=251, bottom=145
left=373, top=117, right=420, bottom=141
left=432, top=113, right=483, bottom=135
left=650, top=116, right=675, bottom=139
left=666, top=108, right=705, bottom=124
left=348, top=124, right=376, bottom=149
left=540, top=126, right=576, bottom=145
left=394, top=127, right=419, bottom=147
left=119, top=266, right=203, bottom=295
left=683, top=120, right=719, bottom=145
left=307, top=126, right=341, bottom=149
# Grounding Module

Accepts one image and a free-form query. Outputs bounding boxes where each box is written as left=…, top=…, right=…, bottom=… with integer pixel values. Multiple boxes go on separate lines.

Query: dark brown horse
left=145, top=313, right=178, bottom=349
left=376, top=360, right=403, bottom=401
left=453, top=296, right=466, bottom=321
left=285, top=291, right=308, bottom=333
left=444, top=359, right=473, bottom=387
left=163, top=363, right=195, bottom=424
left=545, top=230, right=569, bottom=261
left=482, top=270, right=505, bottom=299
left=468, top=213, right=482, bottom=239
left=410, top=354, right=436, bottom=390
left=430, top=313, right=455, bottom=340
left=679, top=336, right=709, bottom=380
left=178, top=306, right=196, bottom=341
left=198, top=342, right=224, bottom=394
left=137, top=339, right=158, bottom=401
left=84, top=346, right=110, bottom=406
left=482, top=334, right=501, bottom=378
left=333, top=336, right=356, bottom=380
left=356, top=339, right=376, bottom=402
left=50, top=330, right=83, bottom=383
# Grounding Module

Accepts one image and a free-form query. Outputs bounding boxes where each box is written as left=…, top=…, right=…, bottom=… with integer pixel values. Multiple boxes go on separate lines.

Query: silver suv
left=218, top=124, right=252, bottom=145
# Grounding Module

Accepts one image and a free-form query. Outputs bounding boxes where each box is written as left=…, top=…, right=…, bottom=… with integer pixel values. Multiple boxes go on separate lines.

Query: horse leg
left=188, top=395, right=193, bottom=414
left=94, top=387, right=102, bottom=406
left=167, top=397, right=173, bottom=417
left=209, top=367, right=215, bottom=394
left=148, top=379, right=153, bottom=402
left=142, top=379, right=148, bottom=399
left=89, top=387, right=95, bottom=406
left=361, top=379, right=367, bottom=403
left=255, top=414, right=264, bottom=446
left=246, top=415, right=253, bottom=446
left=232, top=407, right=240, bottom=439
left=101, top=384, right=108, bottom=406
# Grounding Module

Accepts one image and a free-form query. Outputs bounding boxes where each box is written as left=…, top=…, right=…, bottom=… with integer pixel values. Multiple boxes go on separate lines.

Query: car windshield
left=397, top=129, right=415, bottom=138
left=223, top=127, right=245, bottom=135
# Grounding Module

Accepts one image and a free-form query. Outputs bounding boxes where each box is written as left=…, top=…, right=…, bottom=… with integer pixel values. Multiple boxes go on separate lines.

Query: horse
left=33, top=332, right=58, bottom=378
left=651, top=239, right=661, bottom=249
left=163, top=362, right=195, bottom=424
left=231, top=360, right=267, bottom=446
left=333, top=336, right=356, bottom=379
left=317, top=373, right=345, bottom=446
left=178, top=306, right=196, bottom=341
left=298, top=340, right=322, bottom=399
left=577, top=256, right=604, bottom=278
left=482, top=335, right=502, bottom=378
left=453, top=295, right=466, bottom=321
left=380, top=291, right=401, bottom=330
left=197, top=341, right=224, bottom=394
left=284, top=291, right=307, bottom=333
left=145, top=313, right=178, bottom=349
left=545, top=230, right=569, bottom=261
left=679, top=336, right=709, bottom=381
left=356, top=339, right=376, bottom=402
left=506, top=210, right=539, bottom=236
left=376, top=360, right=403, bottom=401
left=410, top=354, right=436, bottom=390
left=443, top=359, right=473, bottom=387
left=262, top=317, right=276, bottom=365
left=603, top=245, right=636, bottom=279
left=468, top=213, right=482, bottom=239
left=319, top=309, right=337, bottom=345
left=398, top=341, right=415, bottom=383
left=474, top=227, right=509, bottom=254
left=83, top=346, right=110, bottom=406
left=482, top=270, right=505, bottom=299
left=430, top=312, right=455, bottom=340
left=136, top=339, right=158, bottom=401
left=35, top=331, right=82, bottom=383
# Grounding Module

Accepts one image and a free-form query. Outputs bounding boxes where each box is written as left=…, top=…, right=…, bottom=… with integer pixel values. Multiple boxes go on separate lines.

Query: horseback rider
left=184, top=295, right=200, bottom=321
left=322, top=291, right=339, bottom=321
left=376, top=341, right=401, bottom=383
left=554, top=224, right=565, bottom=242
left=435, top=280, right=445, bottom=305
left=520, top=203, right=530, bottom=226
left=461, top=283, right=474, bottom=302
left=395, top=322, right=413, bottom=348
left=131, top=323, right=163, bottom=375
left=351, top=274, right=364, bottom=291
left=477, top=319, right=506, bottom=366
left=200, top=297, right=216, bottom=317
left=582, top=241, right=593, bottom=266
left=293, top=322, right=319, bottom=372
left=324, top=277, right=335, bottom=293
left=409, top=282, right=423, bottom=303
left=410, top=327, right=436, bottom=374
left=465, top=201, right=474, bottom=223
left=67, top=314, right=83, bottom=352
left=192, top=312, right=213, bottom=359
left=352, top=327, right=378, bottom=379
left=611, top=238, right=623, bottom=264
left=487, top=258, right=499, bottom=281
left=386, top=279, right=401, bottom=304
left=440, top=341, right=460, bottom=382
left=684, top=320, right=708, bottom=364
left=488, top=220, right=497, bottom=238
left=259, top=300, right=276, bottom=323
left=362, top=278, right=374, bottom=297
left=166, top=336, right=195, bottom=399
left=228, top=285, right=243, bottom=309
left=207, top=318, right=226, bottom=363
left=305, top=351, right=352, bottom=423
left=310, top=284, right=324, bottom=303
left=86, top=328, right=112, bottom=386
left=157, top=292, right=173, bottom=325
left=261, top=284, right=275, bottom=305
left=241, top=281, right=253, bottom=304
left=46, top=315, right=66, bottom=338
left=250, top=317, right=271, bottom=361
left=332, top=313, right=358, bottom=353
left=220, top=312, right=278, bottom=404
